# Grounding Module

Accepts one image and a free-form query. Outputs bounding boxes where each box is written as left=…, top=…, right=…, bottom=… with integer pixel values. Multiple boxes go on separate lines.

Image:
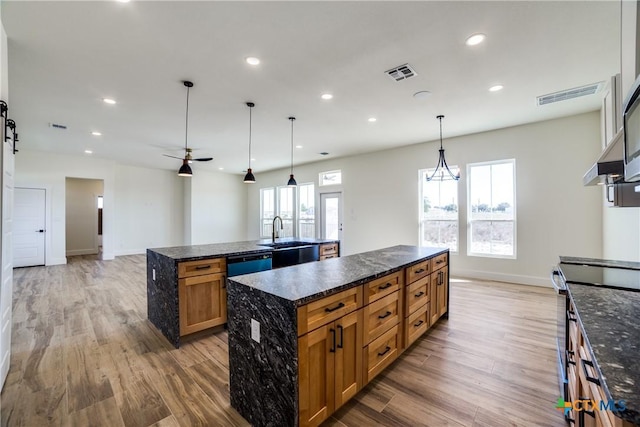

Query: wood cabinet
left=319, top=243, right=339, bottom=260
left=298, top=303, right=363, bottom=427
left=364, top=324, right=399, bottom=383
left=178, top=258, right=227, bottom=336
left=429, top=256, right=448, bottom=326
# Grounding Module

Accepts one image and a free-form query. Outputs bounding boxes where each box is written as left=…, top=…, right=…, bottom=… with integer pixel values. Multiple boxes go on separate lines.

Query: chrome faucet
left=272, top=216, right=283, bottom=242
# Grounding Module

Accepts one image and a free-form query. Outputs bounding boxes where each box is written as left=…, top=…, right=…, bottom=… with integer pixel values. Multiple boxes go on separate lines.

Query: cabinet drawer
left=363, top=291, right=399, bottom=344
left=405, top=303, right=429, bottom=348
left=298, top=287, right=362, bottom=336
left=178, top=258, right=226, bottom=278
left=406, top=275, right=429, bottom=315
left=406, top=260, right=431, bottom=284
left=578, top=346, right=614, bottom=427
left=364, top=271, right=402, bottom=305
left=319, top=254, right=338, bottom=261
left=431, top=253, right=448, bottom=271
left=320, top=243, right=339, bottom=256
left=364, top=325, right=399, bottom=383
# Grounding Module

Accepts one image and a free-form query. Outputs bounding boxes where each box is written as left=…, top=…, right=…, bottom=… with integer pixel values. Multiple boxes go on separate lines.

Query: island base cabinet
left=298, top=309, right=363, bottom=427
left=178, top=273, right=226, bottom=336
left=430, top=268, right=448, bottom=325
left=405, top=303, right=429, bottom=348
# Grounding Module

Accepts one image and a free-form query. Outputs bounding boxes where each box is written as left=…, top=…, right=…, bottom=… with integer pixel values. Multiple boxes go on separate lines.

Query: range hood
left=583, top=129, right=624, bottom=186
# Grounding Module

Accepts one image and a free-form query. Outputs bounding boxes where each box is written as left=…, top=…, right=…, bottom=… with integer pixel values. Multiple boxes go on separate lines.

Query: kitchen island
left=227, top=245, right=449, bottom=427
left=146, top=238, right=339, bottom=347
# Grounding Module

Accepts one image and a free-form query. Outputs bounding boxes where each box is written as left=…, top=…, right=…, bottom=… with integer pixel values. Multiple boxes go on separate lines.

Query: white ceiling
left=2, top=1, right=621, bottom=176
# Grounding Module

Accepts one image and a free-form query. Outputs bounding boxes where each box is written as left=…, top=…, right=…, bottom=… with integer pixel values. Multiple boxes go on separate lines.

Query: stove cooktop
left=559, top=262, right=640, bottom=291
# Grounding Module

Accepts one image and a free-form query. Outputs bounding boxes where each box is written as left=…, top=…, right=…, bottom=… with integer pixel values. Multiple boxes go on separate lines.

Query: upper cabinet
left=621, top=0, right=640, bottom=98
left=601, top=74, right=623, bottom=149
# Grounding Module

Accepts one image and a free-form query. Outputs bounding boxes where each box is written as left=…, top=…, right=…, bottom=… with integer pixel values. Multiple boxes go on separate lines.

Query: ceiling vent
left=48, top=123, right=67, bottom=129
left=385, top=63, right=417, bottom=82
left=536, top=81, right=604, bottom=106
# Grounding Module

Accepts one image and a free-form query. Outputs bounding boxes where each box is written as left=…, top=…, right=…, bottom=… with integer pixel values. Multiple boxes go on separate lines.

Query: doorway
left=320, top=192, right=343, bottom=241
left=13, top=188, right=46, bottom=267
left=65, top=178, right=104, bottom=259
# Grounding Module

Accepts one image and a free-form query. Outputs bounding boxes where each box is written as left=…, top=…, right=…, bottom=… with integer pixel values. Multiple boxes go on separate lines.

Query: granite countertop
left=567, top=283, right=640, bottom=424
left=560, top=256, right=640, bottom=270
left=228, top=245, right=447, bottom=306
left=148, top=238, right=339, bottom=262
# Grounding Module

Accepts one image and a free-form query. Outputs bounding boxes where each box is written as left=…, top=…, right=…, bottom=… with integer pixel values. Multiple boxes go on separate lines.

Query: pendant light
left=426, top=115, right=460, bottom=181
left=243, top=102, right=256, bottom=183
left=287, top=116, right=297, bottom=186
left=178, top=81, right=194, bottom=177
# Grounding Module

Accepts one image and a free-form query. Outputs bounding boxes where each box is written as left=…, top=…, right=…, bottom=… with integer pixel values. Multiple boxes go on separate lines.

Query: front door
left=13, top=188, right=45, bottom=267
left=320, top=192, right=343, bottom=241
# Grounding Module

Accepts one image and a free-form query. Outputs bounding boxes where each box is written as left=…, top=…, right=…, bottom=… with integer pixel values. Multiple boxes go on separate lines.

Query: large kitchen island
left=227, top=245, right=450, bottom=427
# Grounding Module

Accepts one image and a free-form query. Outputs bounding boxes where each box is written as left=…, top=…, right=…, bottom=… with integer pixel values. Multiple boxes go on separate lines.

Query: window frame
left=318, top=170, right=342, bottom=187
left=259, top=183, right=315, bottom=239
left=418, top=168, right=459, bottom=253
left=466, top=158, right=517, bottom=259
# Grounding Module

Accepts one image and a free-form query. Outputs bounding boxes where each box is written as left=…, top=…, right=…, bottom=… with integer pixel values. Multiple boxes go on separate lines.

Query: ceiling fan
left=164, top=81, right=213, bottom=177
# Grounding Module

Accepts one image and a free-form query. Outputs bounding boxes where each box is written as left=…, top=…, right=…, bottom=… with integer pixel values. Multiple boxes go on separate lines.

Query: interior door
left=13, top=188, right=45, bottom=267
left=1, top=130, right=14, bottom=388
left=320, top=192, right=342, bottom=241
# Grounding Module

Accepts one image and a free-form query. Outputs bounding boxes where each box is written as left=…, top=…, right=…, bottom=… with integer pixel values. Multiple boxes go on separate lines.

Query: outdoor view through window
left=419, top=169, right=459, bottom=252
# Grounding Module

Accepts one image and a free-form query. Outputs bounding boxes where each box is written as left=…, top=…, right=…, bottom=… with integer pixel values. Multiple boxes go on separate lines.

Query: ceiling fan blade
left=163, top=154, right=185, bottom=160
left=194, top=157, right=213, bottom=162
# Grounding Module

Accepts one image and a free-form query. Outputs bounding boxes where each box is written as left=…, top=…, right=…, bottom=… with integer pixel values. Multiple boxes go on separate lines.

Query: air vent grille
left=385, top=63, right=417, bottom=82
left=537, top=81, right=604, bottom=106
left=49, top=123, right=67, bottom=129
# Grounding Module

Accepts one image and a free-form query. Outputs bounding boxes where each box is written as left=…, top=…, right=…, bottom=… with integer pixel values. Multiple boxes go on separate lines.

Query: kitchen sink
left=258, top=240, right=312, bottom=249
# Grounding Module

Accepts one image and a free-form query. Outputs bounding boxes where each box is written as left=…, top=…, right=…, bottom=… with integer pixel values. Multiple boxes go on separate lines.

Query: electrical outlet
left=251, top=319, right=260, bottom=343
left=152, top=268, right=156, bottom=281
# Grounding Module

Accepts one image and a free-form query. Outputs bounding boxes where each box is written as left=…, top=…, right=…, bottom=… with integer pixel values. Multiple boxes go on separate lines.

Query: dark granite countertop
left=567, top=283, right=640, bottom=424
left=228, top=245, right=447, bottom=306
left=560, top=256, right=640, bottom=270
left=148, top=238, right=339, bottom=262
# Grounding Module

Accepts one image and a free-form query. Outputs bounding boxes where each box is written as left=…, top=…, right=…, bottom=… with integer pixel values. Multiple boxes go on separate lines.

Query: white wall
left=247, top=112, right=603, bottom=286
left=187, top=170, right=248, bottom=244
left=113, top=164, right=184, bottom=255
left=65, top=177, right=103, bottom=256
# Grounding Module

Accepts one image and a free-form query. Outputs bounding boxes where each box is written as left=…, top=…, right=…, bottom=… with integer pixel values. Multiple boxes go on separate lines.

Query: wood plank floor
left=2, top=254, right=566, bottom=426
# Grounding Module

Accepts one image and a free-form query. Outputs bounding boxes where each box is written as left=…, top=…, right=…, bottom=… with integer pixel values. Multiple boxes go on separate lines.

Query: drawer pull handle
left=414, top=291, right=425, bottom=298
left=437, top=271, right=444, bottom=285
left=377, top=346, right=391, bottom=357
left=414, top=268, right=425, bottom=274
left=195, top=265, right=211, bottom=270
left=325, top=302, right=345, bottom=313
left=436, top=259, right=444, bottom=264
left=580, top=358, right=601, bottom=386
left=329, top=328, right=336, bottom=353
left=414, top=320, right=424, bottom=328
left=378, top=283, right=393, bottom=290
left=566, top=310, right=577, bottom=322
left=566, top=350, right=575, bottom=366
left=378, top=311, right=392, bottom=319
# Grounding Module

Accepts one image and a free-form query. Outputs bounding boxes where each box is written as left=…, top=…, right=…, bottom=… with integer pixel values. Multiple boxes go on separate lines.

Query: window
left=419, top=168, right=459, bottom=252
left=467, top=159, right=516, bottom=258
left=259, top=184, right=315, bottom=239
left=319, top=170, right=342, bottom=186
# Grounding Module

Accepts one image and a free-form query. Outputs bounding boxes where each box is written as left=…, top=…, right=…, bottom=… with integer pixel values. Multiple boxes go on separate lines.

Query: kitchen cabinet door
left=334, top=309, right=363, bottom=409
left=178, top=272, right=226, bottom=335
left=437, top=268, right=448, bottom=318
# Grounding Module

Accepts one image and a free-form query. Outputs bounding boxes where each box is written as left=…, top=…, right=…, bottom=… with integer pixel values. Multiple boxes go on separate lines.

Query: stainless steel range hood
left=583, top=129, right=624, bottom=186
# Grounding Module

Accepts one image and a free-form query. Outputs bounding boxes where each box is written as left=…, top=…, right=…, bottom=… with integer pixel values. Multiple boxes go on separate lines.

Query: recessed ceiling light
left=251, top=158, right=256, bottom=161
left=296, top=145, right=303, bottom=149
left=489, top=85, right=504, bottom=92
left=218, top=167, right=224, bottom=171
left=321, top=93, right=333, bottom=100
left=245, top=57, right=260, bottom=66
left=465, top=33, right=486, bottom=46
left=91, top=131, right=102, bottom=136
left=84, top=150, right=93, bottom=154
left=103, top=98, right=116, bottom=105
left=116, top=0, right=131, bottom=3
left=413, top=91, right=431, bottom=100
left=368, top=117, right=377, bottom=123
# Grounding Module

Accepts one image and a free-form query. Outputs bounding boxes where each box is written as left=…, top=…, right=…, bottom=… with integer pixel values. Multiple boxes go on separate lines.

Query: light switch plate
left=251, top=319, right=260, bottom=343
left=152, top=268, right=156, bottom=281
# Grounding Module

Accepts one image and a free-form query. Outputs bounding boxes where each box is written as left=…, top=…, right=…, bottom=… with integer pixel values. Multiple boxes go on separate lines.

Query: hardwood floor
left=2, top=255, right=565, bottom=426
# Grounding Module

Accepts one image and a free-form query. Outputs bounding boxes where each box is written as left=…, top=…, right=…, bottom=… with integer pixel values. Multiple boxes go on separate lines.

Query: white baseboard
left=46, top=257, right=67, bottom=266
left=452, top=268, right=550, bottom=287
left=66, top=249, right=99, bottom=257
left=114, top=249, right=145, bottom=257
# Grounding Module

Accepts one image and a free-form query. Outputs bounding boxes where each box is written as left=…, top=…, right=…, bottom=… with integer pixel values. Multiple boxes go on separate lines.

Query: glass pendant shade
left=244, top=168, right=256, bottom=183
left=178, top=160, right=193, bottom=177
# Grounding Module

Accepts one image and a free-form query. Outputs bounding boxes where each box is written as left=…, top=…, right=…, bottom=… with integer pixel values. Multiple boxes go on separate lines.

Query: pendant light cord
left=290, top=117, right=295, bottom=174
left=248, top=106, right=252, bottom=167
left=438, top=114, right=444, bottom=150
left=185, top=86, right=190, bottom=151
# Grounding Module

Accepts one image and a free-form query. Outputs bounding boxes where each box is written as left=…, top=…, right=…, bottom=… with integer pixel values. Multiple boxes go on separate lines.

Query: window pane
left=319, top=170, right=342, bottom=186
left=278, top=187, right=295, bottom=238
left=298, top=183, right=315, bottom=238
left=490, top=162, right=514, bottom=220
left=470, top=220, right=514, bottom=255
left=419, top=168, right=458, bottom=251
left=260, top=188, right=275, bottom=238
